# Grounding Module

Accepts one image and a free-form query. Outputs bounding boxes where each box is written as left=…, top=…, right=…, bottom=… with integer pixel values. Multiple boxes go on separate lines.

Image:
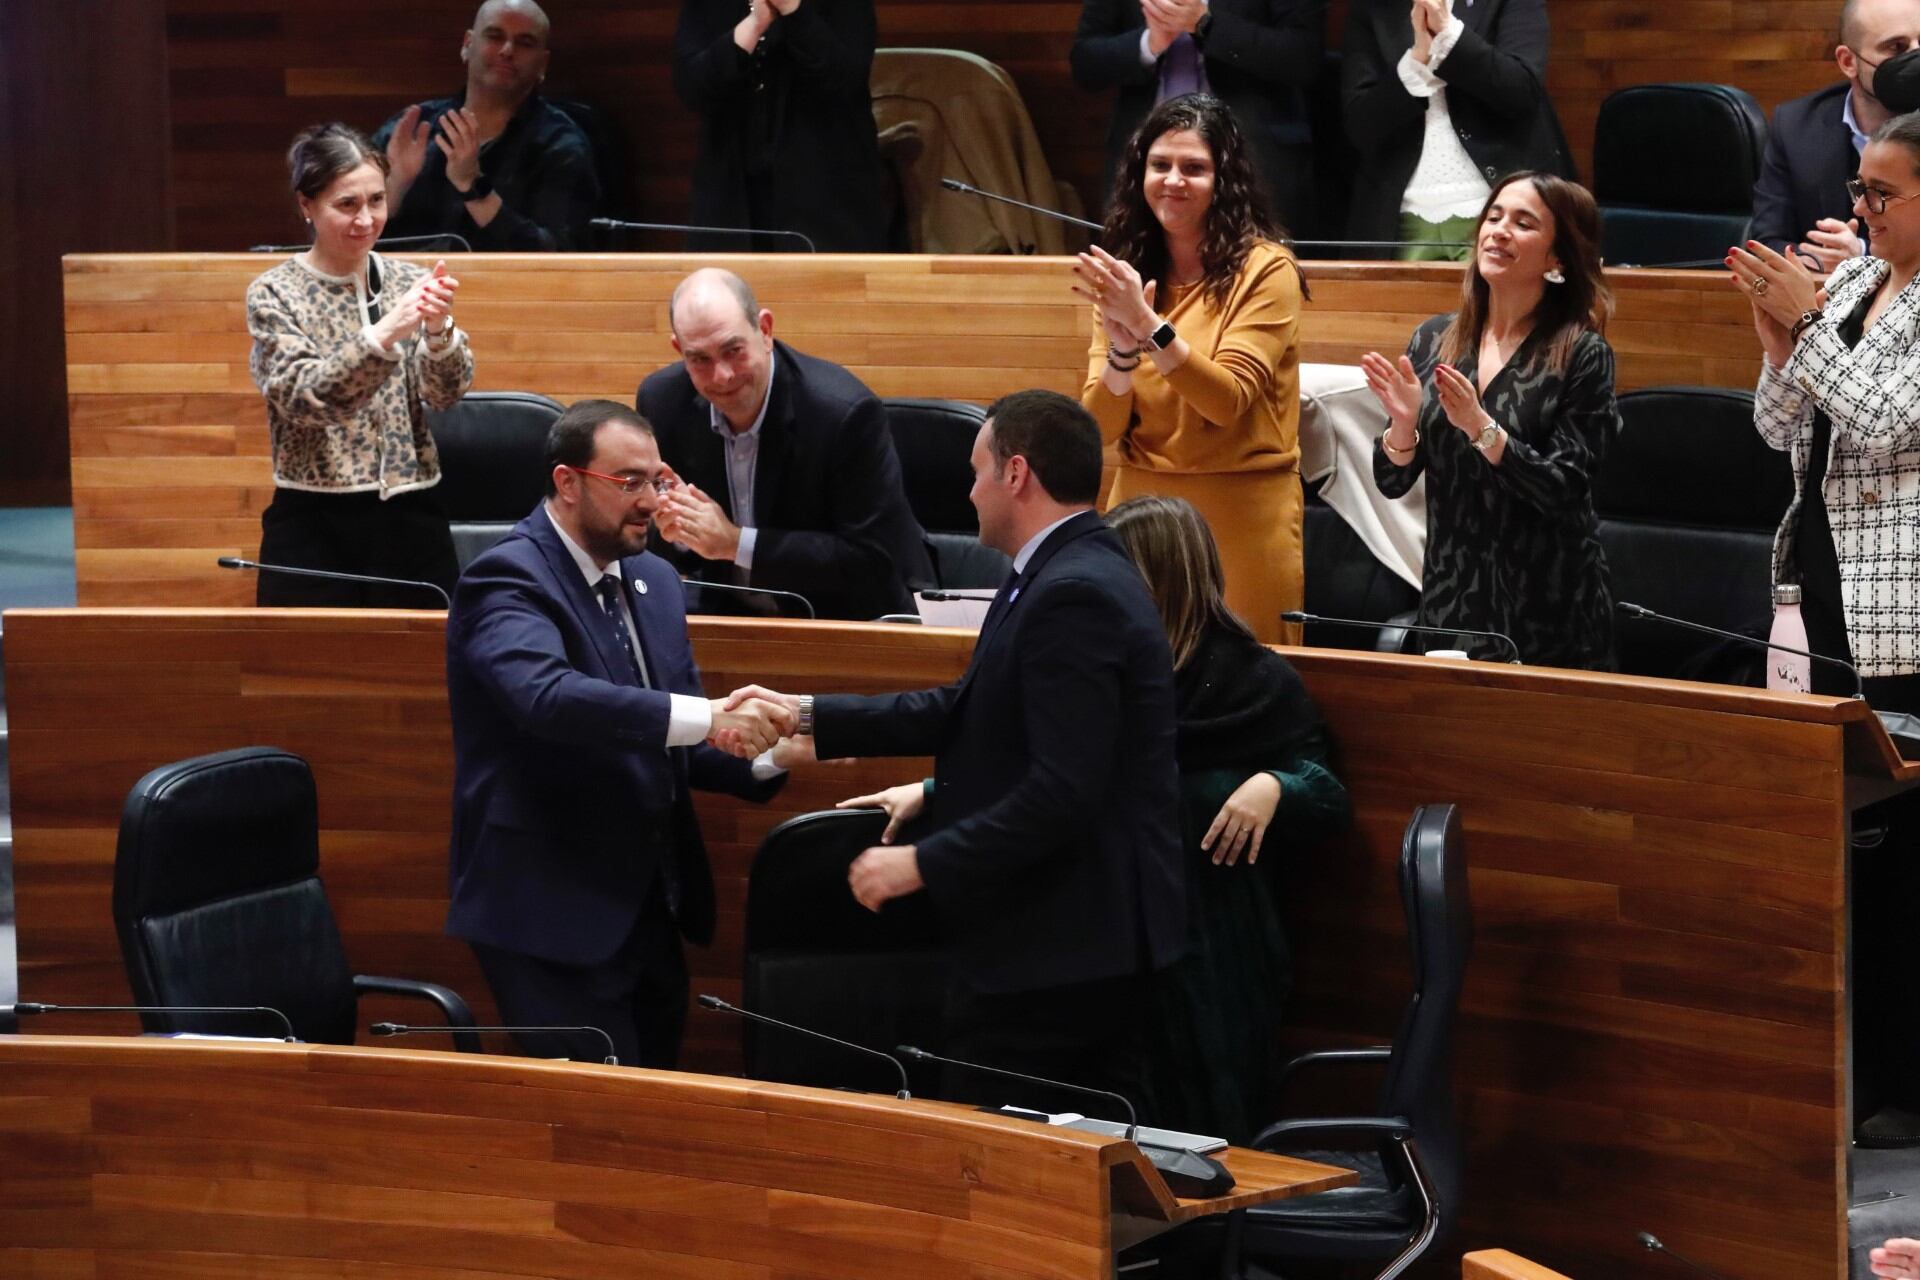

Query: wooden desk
left=9, top=607, right=1905, bottom=1276
left=62, top=253, right=1761, bottom=605
left=0, top=1035, right=1352, bottom=1276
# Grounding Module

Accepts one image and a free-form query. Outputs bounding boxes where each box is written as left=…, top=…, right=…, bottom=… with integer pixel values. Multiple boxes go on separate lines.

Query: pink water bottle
left=1768, top=583, right=1811, bottom=693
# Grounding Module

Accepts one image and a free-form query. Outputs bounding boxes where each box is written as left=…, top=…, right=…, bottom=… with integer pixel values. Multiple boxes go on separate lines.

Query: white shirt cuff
left=1139, top=27, right=1156, bottom=67
left=734, top=526, right=757, bottom=569
left=362, top=325, right=402, bottom=361
left=665, top=693, right=712, bottom=747
left=1397, top=15, right=1464, bottom=95
left=750, top=750, right=787, bottom=781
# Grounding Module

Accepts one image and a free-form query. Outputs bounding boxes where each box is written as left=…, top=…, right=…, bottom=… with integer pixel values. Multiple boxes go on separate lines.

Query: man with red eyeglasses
left=444, top=398, right=802, bottom=1067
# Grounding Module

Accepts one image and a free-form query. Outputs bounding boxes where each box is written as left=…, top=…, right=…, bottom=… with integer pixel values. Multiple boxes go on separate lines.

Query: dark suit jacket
left=1750, top=83, right=1858, bottom=252
left=445, top=505, right=780, bottom=968
left=1341, top=0, right=1570, bottom=256
left=813, top=511, right=1185, bottom=995
left=672, top=0, right=891, bottom=252
left=1070, top=0, right=1326, bottom=231
left=637, top=340, right=933, bottom=621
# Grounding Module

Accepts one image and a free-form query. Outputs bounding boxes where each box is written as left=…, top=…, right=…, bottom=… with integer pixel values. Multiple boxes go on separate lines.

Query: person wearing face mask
left=1734, top=112, right=1920, bottom=1149
left=1750, top=0, right=1920, bottom=272
left=1363, top=172, right=1620, bottom=669
left=1072, top=94, right=1307, bottom=644
left=245, top=123, right=473, bottom=608
left=370, top=0, right=601, bottom=251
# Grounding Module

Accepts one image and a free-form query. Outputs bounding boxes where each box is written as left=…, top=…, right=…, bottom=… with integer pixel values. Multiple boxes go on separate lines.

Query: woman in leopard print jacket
left=245, top=123, right=474, bottom=607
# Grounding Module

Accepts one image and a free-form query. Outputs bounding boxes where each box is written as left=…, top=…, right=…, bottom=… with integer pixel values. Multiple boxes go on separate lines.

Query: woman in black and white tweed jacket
left=1733, top=112, right=1920, bottom=710
left=245, top=123, right=473, bottom=608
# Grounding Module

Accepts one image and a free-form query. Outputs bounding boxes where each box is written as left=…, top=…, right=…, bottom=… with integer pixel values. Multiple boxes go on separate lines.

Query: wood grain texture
left=7, top=608, right=1910, bottom=1275
left=1463, top=1250, right=1575, bottom=1280
left=0, top=1036, right=1353, bottom=1277
left=64, top=253, right=1767, bottom=606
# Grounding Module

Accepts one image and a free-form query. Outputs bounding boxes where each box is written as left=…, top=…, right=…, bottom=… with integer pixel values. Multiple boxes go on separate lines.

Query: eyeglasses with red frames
left=566, top=465, right=675, bottom=496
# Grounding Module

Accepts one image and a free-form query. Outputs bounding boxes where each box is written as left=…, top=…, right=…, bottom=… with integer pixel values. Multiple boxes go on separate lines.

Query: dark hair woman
left=1364, top=170, right=1620, bottom=669
left=1108, top=493, right=1346, bottom=1141
left=244, top=123, right=473, bottom=607
left=1072, top=93, right=1308, bottom=644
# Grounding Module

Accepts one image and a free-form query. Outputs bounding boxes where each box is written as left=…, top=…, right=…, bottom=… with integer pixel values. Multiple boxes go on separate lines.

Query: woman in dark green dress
left=1107, top=494, right=1347, bottom=1143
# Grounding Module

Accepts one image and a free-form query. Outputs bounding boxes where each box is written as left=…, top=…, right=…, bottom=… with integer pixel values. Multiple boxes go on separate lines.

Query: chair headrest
left=746, top=810, right=944, bottom=951
left=1593, top=83, right=1767, bottom=212
left=114, top=747, right=321, bottom=921
left=427, top=391, right=566, bottom=520
left=1596, top=387, right=1791, bottom=530
left=884, top=397, right=987, bottom=533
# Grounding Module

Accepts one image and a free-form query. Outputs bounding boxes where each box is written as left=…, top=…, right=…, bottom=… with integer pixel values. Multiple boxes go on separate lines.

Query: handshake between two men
left=699, top=683, right=924, bottom=914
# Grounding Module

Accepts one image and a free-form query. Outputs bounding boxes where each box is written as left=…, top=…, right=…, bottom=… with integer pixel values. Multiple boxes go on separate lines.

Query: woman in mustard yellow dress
left=1074, top=93, right=1306, bottom=643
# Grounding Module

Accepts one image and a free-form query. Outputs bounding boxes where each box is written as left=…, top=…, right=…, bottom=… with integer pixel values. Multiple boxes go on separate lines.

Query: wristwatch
left=1790, top=309, right=1824, bottom=345
left=1143, top=319, right=1177, bottom=352
left=796, top=694, right=815, bottom=736
left=1472, top=420, right=1504, bottom=453
left=459, top=173, right=494, bottom=203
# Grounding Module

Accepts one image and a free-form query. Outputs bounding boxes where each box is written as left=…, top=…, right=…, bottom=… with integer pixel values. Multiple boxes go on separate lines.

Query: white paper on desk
left=915, top=591, right=994, bottom=629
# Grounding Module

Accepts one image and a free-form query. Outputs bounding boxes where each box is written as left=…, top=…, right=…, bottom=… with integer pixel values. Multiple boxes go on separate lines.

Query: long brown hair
left=1438, top=171, right=1611, bottom=374
left=1101, top=94, right=1303, bottom=307
left=1107, top=494, right=1253, bottom=670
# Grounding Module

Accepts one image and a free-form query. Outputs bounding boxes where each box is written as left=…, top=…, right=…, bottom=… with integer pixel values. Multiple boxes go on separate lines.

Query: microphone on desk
left=1280, top=610, right=1522, bottom=664
left=248, top=233, right=474, bottom=253
left=10, top=1000, right=296, bottom=1041
left=1614, top=601, right=1864, bottom=699
left=216, top=556, right=451, bottom=609
left=368, top=1021, right=617, bottom=1066
left=697, top=995, right=910, bottom=1098
left=898, top=1044, right=1235, bottom=1197
left=1636, top=1231, right=1735, bottom=1280
left=937, top=179, right=1470, bottom=253
left=917, top=589, right=998, bottom=602
left=590, top=217, right=817, bottom=253
left=679, top=576, right=817, bottom=620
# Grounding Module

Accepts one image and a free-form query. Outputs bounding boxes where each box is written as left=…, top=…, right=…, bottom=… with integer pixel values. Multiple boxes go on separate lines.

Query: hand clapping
left=385, top=104, right=432, bottom=191
left=372, top=260, right=459, bottom=351
left=1431, top=364, right=1494, bottom=438
left=1072, top=246, right=1158, bottom=348
left=654, top=481, right=742, bottom=562
left=1726, top=239, right=1823, bottom=327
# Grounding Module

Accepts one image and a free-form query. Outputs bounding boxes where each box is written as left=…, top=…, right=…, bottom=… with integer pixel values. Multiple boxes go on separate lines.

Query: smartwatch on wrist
left=1144, top=319, right=1177, bottom=352
left=459, top=173, right=494, bottom=203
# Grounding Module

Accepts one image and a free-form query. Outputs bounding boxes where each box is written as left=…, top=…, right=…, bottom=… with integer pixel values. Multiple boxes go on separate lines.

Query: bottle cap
left=1774, top=583, right=1803, bottom=605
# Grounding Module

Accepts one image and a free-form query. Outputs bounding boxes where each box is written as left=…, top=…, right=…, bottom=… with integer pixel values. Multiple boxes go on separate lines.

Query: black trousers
left=938, top=970, right=1152, bottom=1120
left=469, top=885, right=689, bottom=1069
left=256, top=486, right=459, bottom=608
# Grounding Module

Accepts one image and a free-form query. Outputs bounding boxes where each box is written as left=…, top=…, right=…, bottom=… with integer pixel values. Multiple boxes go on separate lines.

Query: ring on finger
left=1751, top=277, right=1770, bottom=296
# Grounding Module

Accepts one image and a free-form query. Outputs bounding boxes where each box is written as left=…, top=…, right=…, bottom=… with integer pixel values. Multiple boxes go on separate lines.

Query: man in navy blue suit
left=727, top=391, right=1184, bottom=1106
left=445, top=399, right=798, bottom=1067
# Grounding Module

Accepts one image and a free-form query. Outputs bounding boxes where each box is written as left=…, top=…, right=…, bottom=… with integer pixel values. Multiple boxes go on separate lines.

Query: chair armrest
left=353, top=974, right=482, bottom=1053
left=1274, top=1045, right=1391, bottom=1093
left=1251, top=1114, right=1412, bottom=1151
left=1377, top=611, right=1420, bottom=654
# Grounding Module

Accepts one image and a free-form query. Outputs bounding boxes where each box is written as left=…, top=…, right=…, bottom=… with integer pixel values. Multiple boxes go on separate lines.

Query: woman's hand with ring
left=1075, top=247, right=1159, bottom=337
left=1727, top=239, right=1821, bottom=325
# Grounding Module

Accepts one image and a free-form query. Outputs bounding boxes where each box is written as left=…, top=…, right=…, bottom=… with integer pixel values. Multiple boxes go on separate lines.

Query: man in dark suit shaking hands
left=730, top=390, right=1185, bottom=1105
left=446, top=399, right=800, bottom=1067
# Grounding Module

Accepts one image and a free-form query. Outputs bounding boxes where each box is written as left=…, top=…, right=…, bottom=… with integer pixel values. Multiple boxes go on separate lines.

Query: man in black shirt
left=371, top=0, right=601, bottom=251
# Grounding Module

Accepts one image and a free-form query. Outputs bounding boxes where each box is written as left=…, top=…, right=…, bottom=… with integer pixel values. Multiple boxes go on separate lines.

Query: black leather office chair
left=883, top=396, right=1012, bottom=589
left=1599, top=386, right=1791, bottom=683
left=742, top=809, right=948, bottom=1094
left=1593, top=83, right=1767, bottom=266
left=1219, top=804, right=1470, bottom=1280
left=1301, top=483, right=1422, bottom=652
left=112, top=746, right=477, bottom=1048
left=427, top=390, right=565, bottom=569
left=546, top=94, right=631, bottom=226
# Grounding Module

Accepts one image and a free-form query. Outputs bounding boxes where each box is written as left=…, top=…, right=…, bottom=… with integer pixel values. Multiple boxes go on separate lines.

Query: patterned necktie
left=1158, top=33, right=1205, bottom=102
left=595, top=574, right=650, bottom=687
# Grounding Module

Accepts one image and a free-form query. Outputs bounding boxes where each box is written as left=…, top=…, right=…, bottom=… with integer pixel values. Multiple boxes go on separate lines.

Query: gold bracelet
left=1381, top=426, right=1419, bottom=458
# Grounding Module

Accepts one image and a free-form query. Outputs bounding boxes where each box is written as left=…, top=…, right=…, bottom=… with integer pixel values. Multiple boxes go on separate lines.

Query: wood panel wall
left=63, top=252, right=1763, bottom=607
left=158, top=0, right=1847, bottom=251
left=8, top=608, right=1908, bottom=1276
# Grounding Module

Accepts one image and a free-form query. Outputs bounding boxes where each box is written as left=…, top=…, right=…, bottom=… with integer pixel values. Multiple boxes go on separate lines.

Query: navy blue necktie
left=596, top=574, right=650, bottom=687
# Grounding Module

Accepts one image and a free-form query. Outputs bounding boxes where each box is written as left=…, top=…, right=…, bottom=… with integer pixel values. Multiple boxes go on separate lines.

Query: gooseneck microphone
left=697, top=995, right=909, bottom=1098
left=216, top=556, right=452, bottom=609
left=11, top=1001, right=296, bottom=1041
left=940, top=178, right=1105, bottom=233
left=1281, top=609, right=1522, bottom=664
left=590, top=217, right=817, bottom=253
left=917, top=589, right=998, bottom=602
left=679, top=576, right=817, bottom=620
left=369, top=1021, right=618, bottom=1066
left=1637, top=1231, right=1735, bottom=1280
left=1615, top=601, right=1864, bottom=699
left=896, top=1043, right=1133, bottom=1138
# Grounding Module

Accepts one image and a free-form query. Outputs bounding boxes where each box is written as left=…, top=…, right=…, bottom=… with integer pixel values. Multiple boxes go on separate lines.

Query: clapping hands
left=371, top=260, right=459, bottom=351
